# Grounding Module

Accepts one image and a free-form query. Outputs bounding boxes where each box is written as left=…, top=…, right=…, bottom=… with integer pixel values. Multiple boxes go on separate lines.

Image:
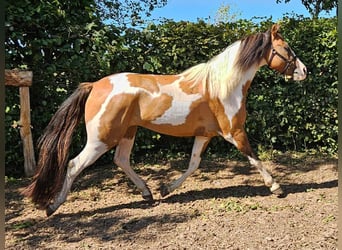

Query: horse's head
left=266, top=24, right=307, bottom=81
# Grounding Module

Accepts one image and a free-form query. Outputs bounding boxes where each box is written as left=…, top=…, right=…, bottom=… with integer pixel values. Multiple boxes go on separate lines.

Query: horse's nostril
left=303, top=67, right=307, bottom=74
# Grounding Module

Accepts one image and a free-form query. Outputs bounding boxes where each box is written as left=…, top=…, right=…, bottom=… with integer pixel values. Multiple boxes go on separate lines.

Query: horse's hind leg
left=46, top=141, right=108, bottom=216
left=160, top=136, right=210, bottom=197
left=114, top=126, right=153, bottom=201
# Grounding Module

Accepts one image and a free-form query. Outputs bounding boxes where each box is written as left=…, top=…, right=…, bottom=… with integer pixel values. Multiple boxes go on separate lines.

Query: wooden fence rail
left=5, top=69, right=36, bottom=177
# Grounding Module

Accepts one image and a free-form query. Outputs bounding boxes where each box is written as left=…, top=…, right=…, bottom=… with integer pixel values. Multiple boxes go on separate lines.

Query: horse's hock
left=5, top=69, right=36, bottom=177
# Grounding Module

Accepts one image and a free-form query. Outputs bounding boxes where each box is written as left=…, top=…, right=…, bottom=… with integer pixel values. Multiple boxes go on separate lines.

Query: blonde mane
left=179, top=41, right=243, bottom=100
left=179, top=31, right=271, bottom=100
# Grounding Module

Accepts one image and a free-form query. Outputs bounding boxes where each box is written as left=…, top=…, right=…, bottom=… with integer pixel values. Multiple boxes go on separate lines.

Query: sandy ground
left=5, top=153, right=338, bottom=249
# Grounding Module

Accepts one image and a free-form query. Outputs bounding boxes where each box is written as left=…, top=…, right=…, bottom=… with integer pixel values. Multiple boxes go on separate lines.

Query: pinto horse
left=23, top=24, right=307, bottom=216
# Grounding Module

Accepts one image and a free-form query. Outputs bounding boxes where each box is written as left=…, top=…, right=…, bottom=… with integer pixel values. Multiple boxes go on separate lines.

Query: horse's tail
left=22, top=82, right=93, bottom=209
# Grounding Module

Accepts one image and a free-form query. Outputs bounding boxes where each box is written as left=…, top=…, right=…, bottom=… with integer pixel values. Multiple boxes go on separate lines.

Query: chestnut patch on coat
left=179, top=79, right=204, bottom=95
left=208, top=98, right=231, bottom=136
left=127, top=74, right=179, bottom=93
left=97, top=93, right=137, bottom=148
left=138, top=92, right=173, bottom=121
left=127, top=74, right=160, bottom=93
left=229, top=80, right=253, bottom=155
left=85, top=77, right=113, bottom=123
left=96, top=91, right=174, bottom=148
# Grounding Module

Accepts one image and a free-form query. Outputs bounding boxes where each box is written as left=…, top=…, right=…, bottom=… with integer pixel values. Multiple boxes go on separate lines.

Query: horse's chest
left=208, top=84, right=247, bottom=138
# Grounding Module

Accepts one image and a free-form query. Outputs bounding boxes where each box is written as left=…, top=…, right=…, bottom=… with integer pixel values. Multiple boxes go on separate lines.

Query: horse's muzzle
left=292, top=58, right=307, bottom=81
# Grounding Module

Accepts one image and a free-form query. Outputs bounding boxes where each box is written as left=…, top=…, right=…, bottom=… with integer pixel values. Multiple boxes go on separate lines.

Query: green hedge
left=5, top=9, right=337, bottom=176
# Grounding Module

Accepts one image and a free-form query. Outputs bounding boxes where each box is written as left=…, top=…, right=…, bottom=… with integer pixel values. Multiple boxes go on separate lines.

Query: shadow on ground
left=5, top=152, right=337, bottom=249
left=70, top=152, right=337, bottom=193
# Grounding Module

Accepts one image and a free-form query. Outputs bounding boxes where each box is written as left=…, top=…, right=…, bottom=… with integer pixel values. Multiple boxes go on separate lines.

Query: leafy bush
left=5, top=0, right=120, bottom=175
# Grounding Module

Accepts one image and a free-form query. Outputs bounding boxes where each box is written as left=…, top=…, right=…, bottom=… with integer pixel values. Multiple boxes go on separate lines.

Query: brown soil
left=5, top=153, right=338, bottom=249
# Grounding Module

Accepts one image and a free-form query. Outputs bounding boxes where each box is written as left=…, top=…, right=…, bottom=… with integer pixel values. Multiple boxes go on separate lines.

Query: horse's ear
left=271, top=24, right=280, bottom=36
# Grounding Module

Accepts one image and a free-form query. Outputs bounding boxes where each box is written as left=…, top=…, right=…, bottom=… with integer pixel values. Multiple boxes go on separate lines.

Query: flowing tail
left=22, top=82, right=93, bottom=209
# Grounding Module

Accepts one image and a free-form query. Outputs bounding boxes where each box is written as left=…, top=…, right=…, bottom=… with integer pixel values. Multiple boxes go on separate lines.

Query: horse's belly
left=142, top=102, right=220, bottom=137
left=151, top=104, right=189, bottom=126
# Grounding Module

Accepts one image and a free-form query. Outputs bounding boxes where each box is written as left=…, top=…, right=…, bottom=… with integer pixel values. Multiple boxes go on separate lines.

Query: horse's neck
left=215, top=64, right=260, bottom=124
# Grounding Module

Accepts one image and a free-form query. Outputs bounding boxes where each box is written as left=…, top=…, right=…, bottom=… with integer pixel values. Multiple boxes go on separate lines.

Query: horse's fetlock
left=264, top=178, right=273, bottom=187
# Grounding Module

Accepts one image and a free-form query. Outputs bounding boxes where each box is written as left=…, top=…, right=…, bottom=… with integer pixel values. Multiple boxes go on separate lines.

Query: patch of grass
left=79, top=242, right=92, bottom=250
left=222, top=199, right=245, bottom=212
left=323, top=214, right=335, bottom=223
left=219, top=199, right=263, bottom=213
left=11, top=220, right=34, bottom=230
left=257, top=148, right=282, bottom=161
left=317, top=193, right=327, bottom=202
left=217, top=198, right=306, bottom=214
left=256, top=149, right=337, bottom=165
left=248, top=202, right=262, bottom=211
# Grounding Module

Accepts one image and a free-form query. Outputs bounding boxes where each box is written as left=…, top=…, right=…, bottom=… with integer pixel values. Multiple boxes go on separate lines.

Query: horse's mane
left=179, top=30, right=271, bottom=100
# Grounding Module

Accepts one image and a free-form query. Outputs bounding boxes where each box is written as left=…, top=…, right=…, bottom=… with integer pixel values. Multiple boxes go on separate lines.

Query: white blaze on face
left=293, top=58, right=307, bottom=81
left=151, top=77, right=202, bottom=126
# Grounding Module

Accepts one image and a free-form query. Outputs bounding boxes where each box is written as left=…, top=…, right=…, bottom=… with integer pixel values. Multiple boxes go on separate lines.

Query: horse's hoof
left=46, top=206, right=55, bottom=217
left=142, top=193, right=154, bottom=202
left=160, top=183, right=170, bottom=197
left=270, top=183, right=285, bottom=197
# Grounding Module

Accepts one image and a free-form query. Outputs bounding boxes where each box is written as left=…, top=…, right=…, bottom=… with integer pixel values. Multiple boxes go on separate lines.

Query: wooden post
left=5, top=69, right=33, bottom=87
left=5, top=69, right=36, bottom=177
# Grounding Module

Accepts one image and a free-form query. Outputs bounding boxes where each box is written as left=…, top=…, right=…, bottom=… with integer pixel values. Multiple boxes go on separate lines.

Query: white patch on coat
left=110, top=73, right=141, bottom=95
left=221, top=66, right=258, bottom=126
left=151, top=77, right=202, bottom=126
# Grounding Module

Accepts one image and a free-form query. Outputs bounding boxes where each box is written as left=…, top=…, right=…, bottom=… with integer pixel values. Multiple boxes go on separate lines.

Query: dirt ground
left=5, top=153, right=338, bottom=249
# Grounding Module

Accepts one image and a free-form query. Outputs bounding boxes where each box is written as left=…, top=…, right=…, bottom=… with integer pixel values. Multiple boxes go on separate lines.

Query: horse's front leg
left=160, top=136, right=211, bottom=197
left=114, top=127, right=153, bottom=201
left=228, top=128, right=283, bottom=195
